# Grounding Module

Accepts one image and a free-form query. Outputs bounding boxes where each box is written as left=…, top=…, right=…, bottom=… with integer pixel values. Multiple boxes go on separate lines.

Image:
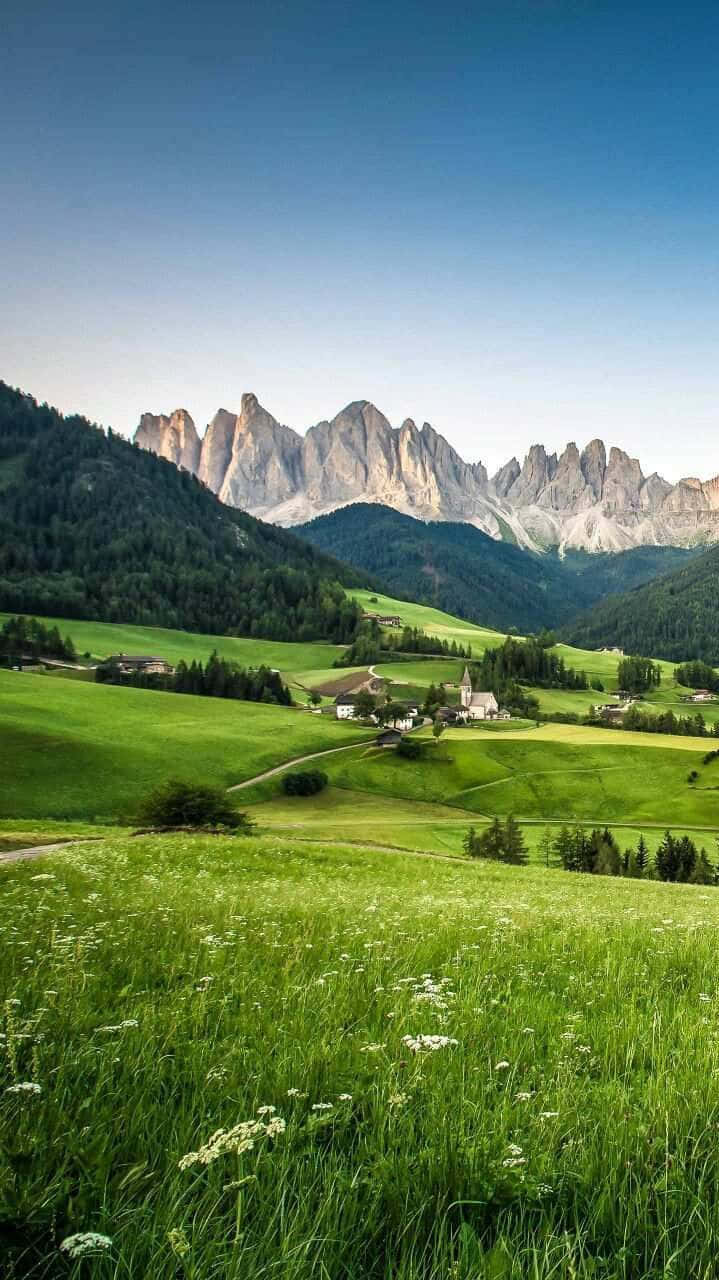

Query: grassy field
left=311, top=728, right=719, bottom=828
left=6, top=833, right=719, bottom=1278
left=0, top=611, right=346, bottom=697
left=245, top=787, right=719, bottom=860
left=0, top=670, right=372, bottom=821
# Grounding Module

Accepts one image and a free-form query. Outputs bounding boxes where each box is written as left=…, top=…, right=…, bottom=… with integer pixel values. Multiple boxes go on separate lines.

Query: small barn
left=376, top=727, right=403, bottom=747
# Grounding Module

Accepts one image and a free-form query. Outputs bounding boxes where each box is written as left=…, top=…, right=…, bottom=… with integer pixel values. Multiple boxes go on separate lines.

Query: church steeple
left=460, top=665, right=472, bottom=708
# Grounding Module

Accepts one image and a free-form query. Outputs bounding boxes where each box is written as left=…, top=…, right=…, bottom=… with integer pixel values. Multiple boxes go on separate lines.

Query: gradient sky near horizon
left=3, top=0, right=719, bottom=479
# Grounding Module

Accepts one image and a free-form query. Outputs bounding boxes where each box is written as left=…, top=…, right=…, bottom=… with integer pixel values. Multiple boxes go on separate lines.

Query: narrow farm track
left=227, top=741, right=371, bottom=791
left=455, top=764, right=628, bottom=796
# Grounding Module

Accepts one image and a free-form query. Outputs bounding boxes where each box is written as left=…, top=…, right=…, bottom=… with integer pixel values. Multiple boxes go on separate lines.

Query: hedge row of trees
left=0, top=615, right=76, bottom=661
left=335, top=621, right=471, bottom=668
left=464, top=816, right=528, bottom=864
left=97, top=652, right=292, bottom=705
left=547, top=826, right=716, bottom=884
left=586, top=706, right=719, bottom=738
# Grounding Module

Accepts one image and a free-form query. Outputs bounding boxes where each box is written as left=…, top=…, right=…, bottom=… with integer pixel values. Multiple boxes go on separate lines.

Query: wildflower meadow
left=4, top=832, right=719, bottom=1278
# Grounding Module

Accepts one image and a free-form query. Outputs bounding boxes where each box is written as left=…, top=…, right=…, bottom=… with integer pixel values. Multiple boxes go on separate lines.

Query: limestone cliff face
left=134, top=395, right=719, bottom=552
left=135, top=409, right=200, bottom=474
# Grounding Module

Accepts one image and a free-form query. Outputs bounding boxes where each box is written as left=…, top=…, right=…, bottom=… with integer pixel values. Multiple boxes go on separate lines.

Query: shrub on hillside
left=281, top=769, right=328, bottom=796
left=138, top=779, right=253, bottom=832
left=397, top=737, right=423, bottom=759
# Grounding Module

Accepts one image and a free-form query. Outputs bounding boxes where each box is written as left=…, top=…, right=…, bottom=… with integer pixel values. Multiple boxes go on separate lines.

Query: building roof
left=334, top=693, right=357, bottom=705
left=469, top=691, right=496, bottom=707
left=460, top=666, right=472, bottom=687
left=376, top=727, right=402, bottom=741
left=107, top=654, right=168, bottom=664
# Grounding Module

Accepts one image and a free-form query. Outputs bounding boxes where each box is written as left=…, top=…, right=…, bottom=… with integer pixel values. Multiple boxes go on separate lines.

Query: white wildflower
left=311, top=1102, right=333, bottom=1111
left=60, top=1233, right=113, bottom=1259
left=338, top=1093, right=353, bottom=1101
left=179, top=1114, right=286, bottom=1170
left=5, top=1081, right=42, bottom=1096
left=494, top=1060, right=510, bottom=1071
left=401, top=1034, right=458, bottom=1054
left=514, top=1091, right=533, bottom=1102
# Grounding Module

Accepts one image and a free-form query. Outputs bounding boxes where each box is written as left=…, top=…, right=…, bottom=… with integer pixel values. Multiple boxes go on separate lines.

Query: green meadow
left=0, top=611, right=348, bottom=698
left=0, top=670, right=372, bottom=822
left=4, top=589, right=719, bottom=1279
left=7, top=835, right=719, bottom=1278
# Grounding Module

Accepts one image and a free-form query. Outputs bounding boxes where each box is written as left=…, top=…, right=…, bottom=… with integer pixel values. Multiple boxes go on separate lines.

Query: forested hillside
left=561, top=546, right=719, bottom=662
left=295, top=503, right=697, bottom=633
left=0, top=383, right=371, bottom=641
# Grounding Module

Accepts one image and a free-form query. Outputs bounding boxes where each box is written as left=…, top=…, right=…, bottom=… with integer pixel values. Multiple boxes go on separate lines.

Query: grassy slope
left=314, top=729, right=719, bottom=827
left=246, top=787, right=718, bottom=859
left=0, top=610, right=345, bottom=692
left=5, top=833, right=719, bottom=1278
left=0, top=670, right=372, bottom=821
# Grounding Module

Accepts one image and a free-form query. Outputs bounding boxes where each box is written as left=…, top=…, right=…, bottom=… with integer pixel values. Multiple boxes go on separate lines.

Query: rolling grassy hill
left=0, top=611, right=354, bottom=700
left=0, top=670, right=372, bottom=821
left=5, top=833, right=719, bottom=1277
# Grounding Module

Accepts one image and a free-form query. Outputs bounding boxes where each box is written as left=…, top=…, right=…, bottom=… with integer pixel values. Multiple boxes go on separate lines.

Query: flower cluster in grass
left=4, top=832, right=719, bottom=1278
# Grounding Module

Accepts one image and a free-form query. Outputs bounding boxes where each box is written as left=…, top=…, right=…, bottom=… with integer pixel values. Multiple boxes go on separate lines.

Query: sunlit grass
left=4, top=834, right=719, bottom=1277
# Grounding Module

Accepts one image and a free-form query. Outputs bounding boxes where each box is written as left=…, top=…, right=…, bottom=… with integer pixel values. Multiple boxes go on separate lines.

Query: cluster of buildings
left=105, top=654, right=175, bottom=675
left=334, top=667, right=508, bottom=727
left=361, top=611, right=402, bottom=628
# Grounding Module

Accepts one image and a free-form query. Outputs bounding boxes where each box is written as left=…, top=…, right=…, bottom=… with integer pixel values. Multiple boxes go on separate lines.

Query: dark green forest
left=295, top=503, right=698, bottom=634
left=561, top=545, right=719, bottom=663
left=0, top=383, right=371, bottom=642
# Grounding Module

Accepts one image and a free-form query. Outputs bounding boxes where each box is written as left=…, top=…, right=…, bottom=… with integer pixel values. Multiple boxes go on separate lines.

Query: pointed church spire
left=460, top=666, right=472, bottom=686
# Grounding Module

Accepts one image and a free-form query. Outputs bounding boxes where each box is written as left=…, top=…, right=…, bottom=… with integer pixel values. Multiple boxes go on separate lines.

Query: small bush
left=281, top=769, right=328, bottom=796
left=397, top=737, right=422, bottom=759
left=138, top=779, right=253, bottom=832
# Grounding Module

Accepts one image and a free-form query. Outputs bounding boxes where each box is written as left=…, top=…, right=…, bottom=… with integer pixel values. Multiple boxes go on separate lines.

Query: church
left=459, top=667, right=500, bottom=721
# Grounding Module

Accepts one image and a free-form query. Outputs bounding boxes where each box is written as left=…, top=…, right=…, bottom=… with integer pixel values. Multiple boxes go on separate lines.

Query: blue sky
left=3, top=0, right=718, bottom=479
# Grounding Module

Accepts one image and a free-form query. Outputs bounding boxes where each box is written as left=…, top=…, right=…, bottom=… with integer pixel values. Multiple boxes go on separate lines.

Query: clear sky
left=3, top=0, right=718, bottom=480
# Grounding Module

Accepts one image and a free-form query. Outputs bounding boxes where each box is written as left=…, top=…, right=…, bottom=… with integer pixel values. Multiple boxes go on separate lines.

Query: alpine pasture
left=3, top=596, right=719, bottom=1279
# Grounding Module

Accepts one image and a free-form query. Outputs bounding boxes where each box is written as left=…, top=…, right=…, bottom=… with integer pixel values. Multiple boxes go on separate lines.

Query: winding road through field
left=227, top=741, right=370, bottom=791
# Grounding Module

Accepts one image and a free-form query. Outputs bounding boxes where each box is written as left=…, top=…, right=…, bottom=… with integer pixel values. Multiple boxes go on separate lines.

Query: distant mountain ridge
left=135, top=394, right=719, bottom=553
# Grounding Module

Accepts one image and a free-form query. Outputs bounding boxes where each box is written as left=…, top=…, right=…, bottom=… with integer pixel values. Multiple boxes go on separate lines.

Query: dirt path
left=0, top=840, right=81, bottom=866
left=227, top=741, right=370, bottom=791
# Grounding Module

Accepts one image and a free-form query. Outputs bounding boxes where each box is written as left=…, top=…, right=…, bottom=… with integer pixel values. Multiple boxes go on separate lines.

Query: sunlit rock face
left=134, top=396, right=719, bottom=552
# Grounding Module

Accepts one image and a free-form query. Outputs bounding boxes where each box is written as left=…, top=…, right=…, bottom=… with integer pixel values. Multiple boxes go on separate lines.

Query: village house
left=459, top=667, right=500, bottom=721
left=106, top=654, right=174, bottom=675
left=361, top=612, right=402, bottom=628
left=334, top=693, right=357, bottom=720
left=689, top=689, right=715, bottom=703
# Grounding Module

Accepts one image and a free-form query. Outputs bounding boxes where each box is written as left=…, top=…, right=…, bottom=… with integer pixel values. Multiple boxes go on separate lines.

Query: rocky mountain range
left=134, top=395, right=719, bottom=552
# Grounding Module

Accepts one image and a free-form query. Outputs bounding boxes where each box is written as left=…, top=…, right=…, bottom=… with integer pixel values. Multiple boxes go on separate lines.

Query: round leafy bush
left=281, top=770, right=328, bottom=796
left=138, top=779, right=253, bottom=831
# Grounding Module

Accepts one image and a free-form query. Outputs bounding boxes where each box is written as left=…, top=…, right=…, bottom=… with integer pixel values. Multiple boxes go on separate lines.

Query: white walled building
left=459, top=667, right=499, bottom=721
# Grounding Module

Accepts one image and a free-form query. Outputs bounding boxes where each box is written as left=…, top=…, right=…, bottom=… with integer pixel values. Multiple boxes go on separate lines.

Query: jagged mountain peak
left=134, top=397, right=719, bottom=552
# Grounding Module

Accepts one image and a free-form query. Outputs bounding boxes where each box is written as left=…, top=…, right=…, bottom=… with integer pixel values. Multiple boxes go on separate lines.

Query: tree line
left=675, top=660, right=719, bottom=693
left=548, top=826, right=716, bottom=885
left=335, top=621, right=472, bottom=668
left=96, top=652, right=293, bottom=705
left=463, top=817, right=528, bottom=864
left=0, top=615, right=76, bottom=662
